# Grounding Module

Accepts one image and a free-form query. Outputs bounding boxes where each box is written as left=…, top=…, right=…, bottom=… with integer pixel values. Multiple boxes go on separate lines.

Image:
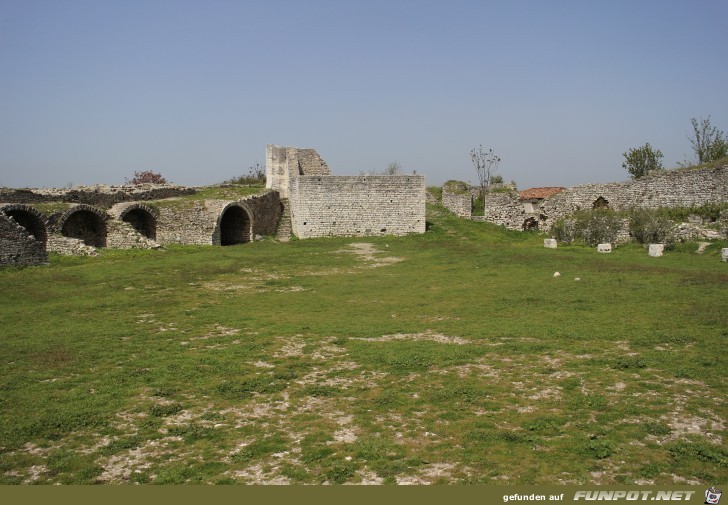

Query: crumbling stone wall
left=155, top=191, right=281, bottom=246
left=288, top=175, right=426, bottom=239
left=0, top=185, right=195, bottom=207
left=0, top=204, right=48, bottom=245
left=49, top=204, right=108, bottom=249
left=540, top=166, right=728, bottom=231
left=442, top=189, right=471, bottom=218
left=464, top=166, right=728, bottom=233
left=0, top=213, right=47, bottom=266
left=266, top=145, right=332, bottom=198
left=296, top=149, right=330, bottom=176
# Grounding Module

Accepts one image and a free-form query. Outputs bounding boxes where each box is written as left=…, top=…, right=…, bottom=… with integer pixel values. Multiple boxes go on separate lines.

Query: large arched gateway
left=56, top=205, right=107, bottom=248
left=218, top=204, right=252, bottom=246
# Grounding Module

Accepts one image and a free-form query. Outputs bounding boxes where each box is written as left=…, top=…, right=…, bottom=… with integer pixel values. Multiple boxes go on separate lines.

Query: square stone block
left=648, top=244, right=664, bottom=257
left=597, top=243, right=612, bottom=253
left=721, top=248, right=728, bottom=262
left=544, top=238, right=557, bottom=249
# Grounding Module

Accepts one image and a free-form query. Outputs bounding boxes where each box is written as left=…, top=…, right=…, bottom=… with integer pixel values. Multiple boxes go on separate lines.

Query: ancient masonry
left=1, top=145, right=426, bottom=266
left=443, top=166, right=728, bottom=237
left=266, top=145, right=426, bottom=239
left=0, top=184, right=283, bottom=266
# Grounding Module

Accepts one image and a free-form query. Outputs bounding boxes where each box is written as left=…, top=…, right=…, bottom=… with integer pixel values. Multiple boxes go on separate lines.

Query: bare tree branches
left=470, top=145, right=500, bottom=197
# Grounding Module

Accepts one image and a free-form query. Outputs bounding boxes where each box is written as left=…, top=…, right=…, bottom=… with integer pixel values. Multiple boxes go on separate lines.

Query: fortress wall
left=465, top=166, right=728, bottom=232
left=288, top=175, right=426, bottom=239
left=155, top=191, right=281, bottom=245
left=0, top=213, right=47, bottom=266
left=442, top=191, right=471, bottom=218
left=0, top=185, right=195, bottom=206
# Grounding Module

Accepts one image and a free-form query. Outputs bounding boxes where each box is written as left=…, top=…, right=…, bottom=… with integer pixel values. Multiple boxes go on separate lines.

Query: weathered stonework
left=268, top=145, right=426, bottom=239
left=0, top=212, right=47, bottom=266
left=155, top=191, right=281, bottom=246
left=451, top=166, right=728, bottom=239
left=648, top=244, right=665, bottom=257
left=0, top=184, right=194, bottom=207
left=442, top=190, right=471, bottom=218
left=289, top=175, right=426, bottom=239
left=266, top=145, right=331, bottom=198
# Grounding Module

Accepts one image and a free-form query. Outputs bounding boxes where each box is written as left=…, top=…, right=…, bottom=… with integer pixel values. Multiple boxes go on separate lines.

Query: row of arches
left=1, top=202, right=253, bottom=250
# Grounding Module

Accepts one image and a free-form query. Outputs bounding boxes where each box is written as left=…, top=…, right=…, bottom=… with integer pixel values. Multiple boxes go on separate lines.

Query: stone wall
left=442, top=191, right=471, bottom=218
left=462, top=166, right=728, bottom=233
left=481, top=192, right=525, bottom=228
left=156, top=191, right=281, bottom=246
left=0, top=185, right=195, bottom=207
left=0, top=213, right=47, bottom=266
left=289, top=175, right=426, bottom=239
left=266, top=145, right=332, bottom=198
left=296, top=149, right=330, bottom=176
left=540, top=166, right=728, bottom=231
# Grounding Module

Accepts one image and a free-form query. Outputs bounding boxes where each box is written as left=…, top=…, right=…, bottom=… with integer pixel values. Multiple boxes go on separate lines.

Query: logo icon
left=706, top=487, right=722, bottom=505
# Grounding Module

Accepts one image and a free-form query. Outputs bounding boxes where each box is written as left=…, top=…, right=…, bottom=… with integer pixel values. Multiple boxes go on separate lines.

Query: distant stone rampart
left=443, top=166, right=728, bottom=233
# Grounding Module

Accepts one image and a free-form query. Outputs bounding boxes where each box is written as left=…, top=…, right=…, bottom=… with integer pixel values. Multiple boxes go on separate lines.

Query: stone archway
left=58, top=206, right=107, bottom=247
left=593, top=196, right=609, bottom=209
left=119, top=205, right=157, bottom=240
left=1, top=205, right=48, bottom=246
left=219, top=205, right=251, bottom=245
left=523, top=217, right=539, bottom=231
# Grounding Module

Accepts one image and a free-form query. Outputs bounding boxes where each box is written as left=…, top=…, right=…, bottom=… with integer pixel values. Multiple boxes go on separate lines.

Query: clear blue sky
left=1, top=0, right=727, bottom=189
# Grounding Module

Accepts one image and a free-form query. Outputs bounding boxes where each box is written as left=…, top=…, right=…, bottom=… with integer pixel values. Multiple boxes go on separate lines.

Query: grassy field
left=0, top=205, right=726, bottom=485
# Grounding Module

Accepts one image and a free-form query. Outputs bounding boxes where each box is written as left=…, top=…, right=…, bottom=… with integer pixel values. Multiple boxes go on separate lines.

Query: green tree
left=688, top=116, right=728, bottom=164
left=622, top=143, right=663, bottom=179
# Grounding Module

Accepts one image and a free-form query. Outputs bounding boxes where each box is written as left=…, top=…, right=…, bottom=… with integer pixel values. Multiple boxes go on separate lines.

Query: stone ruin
left=266, top=145, right=426, bottom=239
left=442, top=165, right=728, bottom=244
left=1, top=145, right=427, bottom=267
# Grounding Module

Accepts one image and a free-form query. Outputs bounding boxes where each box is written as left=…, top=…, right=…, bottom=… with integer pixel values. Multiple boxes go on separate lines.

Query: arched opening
left=3, top=208, right=47, bottom=245
left=61, top=209, right=107, bottom=247
left=122, top=208, right=156, bottom=240
left=593, top=197, right=610, bottom=209
left=219, top=206, right=251, bottom=246
left=523, top=217, right=539, bottom=231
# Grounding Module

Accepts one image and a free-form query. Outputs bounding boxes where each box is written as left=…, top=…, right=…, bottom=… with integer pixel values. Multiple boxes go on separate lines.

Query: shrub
left=574, top=209, right=622, bottom=246
left=125, top=170, right=168, bottom=185
left=629, top=208, right=676, bottom=249
left=223, top=163, right=265, bottom=185
left=550, top=209, right=622, bottom=246
left=551, top=217, right=576, bottom=244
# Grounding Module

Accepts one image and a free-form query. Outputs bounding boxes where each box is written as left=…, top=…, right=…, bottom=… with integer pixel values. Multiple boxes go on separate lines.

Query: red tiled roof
left=518, top=187, right=565, bottom=200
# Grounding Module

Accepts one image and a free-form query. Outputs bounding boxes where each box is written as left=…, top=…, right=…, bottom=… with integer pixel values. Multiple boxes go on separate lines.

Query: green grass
left=0, top=203, right=726, bottom=484
left=153, top=184, right=266, bottom=209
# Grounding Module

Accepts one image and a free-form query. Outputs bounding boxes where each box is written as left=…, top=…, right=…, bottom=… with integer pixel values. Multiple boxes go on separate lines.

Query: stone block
left=721, top=248, right=728, bottom=262
left=544, top=238, right=557, bottom=249
left=597, top=243, right=612, bottom=253
left=648, top=244, right=664, bottom=257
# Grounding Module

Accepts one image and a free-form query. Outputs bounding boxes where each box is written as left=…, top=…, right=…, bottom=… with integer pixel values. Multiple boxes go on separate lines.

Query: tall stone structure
left=266, top=145, right=426, bottom=239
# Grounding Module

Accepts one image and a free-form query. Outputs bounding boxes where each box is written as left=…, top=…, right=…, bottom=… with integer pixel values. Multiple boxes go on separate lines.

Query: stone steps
left=276, top=198, right=292, bottom=241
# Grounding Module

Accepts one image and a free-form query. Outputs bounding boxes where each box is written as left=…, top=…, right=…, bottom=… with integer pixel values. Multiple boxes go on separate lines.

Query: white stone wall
left=289, top=175, right=426, bottom=239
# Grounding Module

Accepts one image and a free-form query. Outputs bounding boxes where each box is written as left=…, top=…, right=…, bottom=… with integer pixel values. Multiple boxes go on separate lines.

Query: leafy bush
left=629, top=208, right=676, bottom=249
left=552, top=209, right=622, bottom=246
left=551, top=217, right=576, bottom=244
left=125, top=170, right=168, bottom=185
left=577, top=209, right=622, bottom=246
